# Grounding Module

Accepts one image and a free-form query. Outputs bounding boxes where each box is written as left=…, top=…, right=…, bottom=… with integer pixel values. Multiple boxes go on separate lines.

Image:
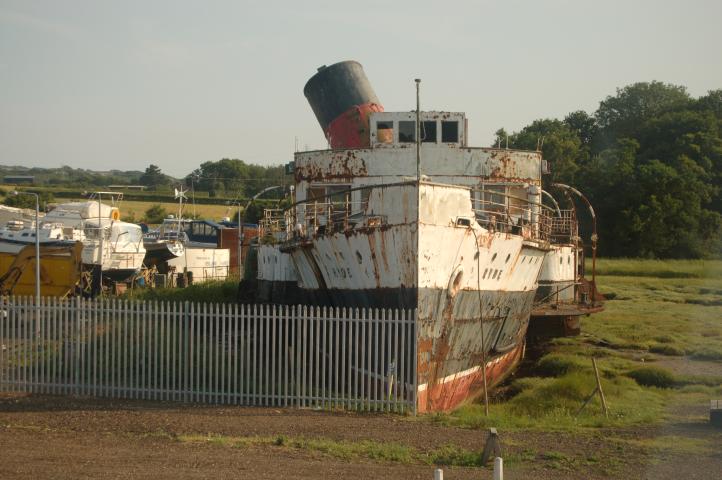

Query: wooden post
left=434, top=468, right=443, bottom=480
left=592, top=358, right=609, bottom=418
left=481, top=427, right=503, bottom=466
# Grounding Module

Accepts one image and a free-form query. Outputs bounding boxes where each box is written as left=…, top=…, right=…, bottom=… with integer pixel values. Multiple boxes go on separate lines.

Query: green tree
left=187, top=158, right=287, bottom=199
left=3, top=191, right=55, bottom=211
left=494, top=119, right=584, bottom=185
left=143, top=204, right=168, bottom=224
left=495, top=81, right=722, bottom=258
left=139, top=164, right=171, bottom=189
left=594, top=81, right=692, bottom=147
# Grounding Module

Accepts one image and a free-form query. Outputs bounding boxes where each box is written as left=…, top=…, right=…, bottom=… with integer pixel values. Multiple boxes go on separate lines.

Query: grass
left=625, top=366, right=678, bottom=388
left=608, top=435, right=717, bottom=456
left=121, top=279, right=239, bottom=303
left=176, top=432, right=626, bottom=473
left=178, top=434, right=483, bottom=467
left=592, top=258, right=722, bottom=279
left=117, top=200, right=236, bottom=223
left=430, top=258, right=722, bottom=434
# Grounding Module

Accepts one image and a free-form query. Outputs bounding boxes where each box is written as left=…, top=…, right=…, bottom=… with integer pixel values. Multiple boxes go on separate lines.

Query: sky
left=1, top=0, right=721, bottom=178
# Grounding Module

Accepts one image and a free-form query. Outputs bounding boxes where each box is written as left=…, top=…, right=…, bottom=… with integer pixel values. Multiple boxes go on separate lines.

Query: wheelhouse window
left=376, top=121, right=394, bottom=144
left=441, top=121, right=459, bottom=143
left=421, top=121, right=437, bottom=143
left=398, top=121, right=416, bottom=143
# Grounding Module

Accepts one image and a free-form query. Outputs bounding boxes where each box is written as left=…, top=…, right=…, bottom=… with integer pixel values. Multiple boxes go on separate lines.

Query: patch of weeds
left=542, top=451, right=574, bottom=471
left=505, top=377, right=547, bottom=397
left=625, top=366, right=678, bottom=388
left=504, top=448, right=537, bottom=466
left=676, top=374, right=722, bottom=387
left=653, top=335, right=675, bottom=344
left=536, top=354, right=585, bottom=377
left=649, top=343, right=685, bottom=356
left=180, top=434, right=417, bottom=464
left=427, top=444, right=483, bottom=467
left=542, top=450, right=570, bottom=461
left=700, top=329, right=720, bottom=338
left=689, top=348, right=722, bottom=361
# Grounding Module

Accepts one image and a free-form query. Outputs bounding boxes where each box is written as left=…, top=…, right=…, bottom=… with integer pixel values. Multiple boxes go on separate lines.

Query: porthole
left=483, top=268, right=489, bottom=279
left=491, top=253, right=497, bottom=262
left=505, top=254, right=511, bottom=263
left=448, top=266, right=464, bottom=298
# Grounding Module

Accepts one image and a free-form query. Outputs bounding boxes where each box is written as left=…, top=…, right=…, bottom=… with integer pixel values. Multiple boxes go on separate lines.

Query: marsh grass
left=592, top=258, right=722, bottom=279
left=434, top=258, right=722, bottom=434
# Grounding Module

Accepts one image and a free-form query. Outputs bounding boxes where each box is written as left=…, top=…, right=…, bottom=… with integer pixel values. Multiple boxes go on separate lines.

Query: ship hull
left=255, top=183, right=547, bottom=412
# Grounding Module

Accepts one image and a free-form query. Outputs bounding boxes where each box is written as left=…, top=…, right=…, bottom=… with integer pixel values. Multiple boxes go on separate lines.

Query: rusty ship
left=242, top=60, right=555, bottom=412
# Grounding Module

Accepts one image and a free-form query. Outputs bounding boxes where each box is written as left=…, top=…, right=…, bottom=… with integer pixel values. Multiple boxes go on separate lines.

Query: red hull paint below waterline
left=416, top=342, right=525, bottom=413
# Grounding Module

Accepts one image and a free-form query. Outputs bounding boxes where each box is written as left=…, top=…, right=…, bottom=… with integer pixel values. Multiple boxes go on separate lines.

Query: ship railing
left=471, top=195, right=553, bottom=242
left=548, top=209, right=578, bottom=244
left=260, top=200, right=370, bottom=239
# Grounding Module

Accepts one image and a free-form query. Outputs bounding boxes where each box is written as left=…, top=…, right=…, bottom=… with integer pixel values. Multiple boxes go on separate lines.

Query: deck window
left=421, top=121, right=437, bottom=143
left=441, top=121, right=459, bottom=143
left=398, top=121, right=416, bottom=143
left=376, top=121, right=394, bottom=144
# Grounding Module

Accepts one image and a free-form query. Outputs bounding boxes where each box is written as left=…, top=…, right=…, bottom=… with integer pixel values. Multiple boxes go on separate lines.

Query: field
left=117, top=200, right=237, bottom=223
left=1, top=259, right=721, bottom=479
left=47, top=197, right=239, bottom=223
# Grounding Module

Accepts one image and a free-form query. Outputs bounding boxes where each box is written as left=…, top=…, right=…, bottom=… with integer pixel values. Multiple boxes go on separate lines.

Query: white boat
left=167, top=247, right=230, bottom=283
left=0, top=221, right=76, bottom=254
left=143, top=217, right=230, bottom=283
left=0, top=196, right=146, bottom=282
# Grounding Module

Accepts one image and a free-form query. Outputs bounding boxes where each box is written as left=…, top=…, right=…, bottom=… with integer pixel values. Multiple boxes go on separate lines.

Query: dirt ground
left=1, top=391, right=720, bottom=480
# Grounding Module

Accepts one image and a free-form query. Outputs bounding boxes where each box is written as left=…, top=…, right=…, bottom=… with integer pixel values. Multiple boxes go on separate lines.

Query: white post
left=433, top=468, right=443, bottom=480
left=493, top=457, right=503, bottom=480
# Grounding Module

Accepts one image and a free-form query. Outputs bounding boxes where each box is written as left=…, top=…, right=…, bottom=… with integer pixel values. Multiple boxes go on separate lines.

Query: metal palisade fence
left=0, top=296, right=417, bottom=413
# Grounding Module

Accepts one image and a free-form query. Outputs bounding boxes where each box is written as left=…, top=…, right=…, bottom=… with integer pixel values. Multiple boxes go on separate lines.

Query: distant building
left=107, top=185, right=147, bottom=190
left=3, top=176, right=34, bottom=184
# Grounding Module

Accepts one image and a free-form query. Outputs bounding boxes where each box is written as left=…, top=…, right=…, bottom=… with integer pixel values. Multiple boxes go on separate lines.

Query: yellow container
left=0, top=243, right=83, bottom=297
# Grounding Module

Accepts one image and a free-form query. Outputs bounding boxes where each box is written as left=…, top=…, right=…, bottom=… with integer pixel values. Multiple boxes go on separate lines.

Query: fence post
left=434, top=468, right=443, bottom=480
left=184, top=301, right=190, bottom=402
left=412, top=308, right=418, bottom=415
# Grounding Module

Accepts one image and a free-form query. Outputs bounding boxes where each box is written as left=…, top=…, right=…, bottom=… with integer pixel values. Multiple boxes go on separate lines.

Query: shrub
left=143, top=204, right=168, bottom=224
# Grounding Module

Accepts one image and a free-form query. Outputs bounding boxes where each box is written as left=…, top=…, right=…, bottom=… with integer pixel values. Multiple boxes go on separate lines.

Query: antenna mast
left=415, top=79, right=421, bottom=181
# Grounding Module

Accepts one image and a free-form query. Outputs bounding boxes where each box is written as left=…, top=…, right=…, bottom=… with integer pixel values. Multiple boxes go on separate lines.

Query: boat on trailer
left=0, top=194, right=146, bottom=286
left=243, top=60, right=556, bottom=412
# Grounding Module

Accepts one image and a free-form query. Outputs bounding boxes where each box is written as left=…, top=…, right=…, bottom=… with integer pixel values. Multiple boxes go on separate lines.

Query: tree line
left=494, top=82, right=721, bottom=259
left=3, top=81, right=719, bottom=258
